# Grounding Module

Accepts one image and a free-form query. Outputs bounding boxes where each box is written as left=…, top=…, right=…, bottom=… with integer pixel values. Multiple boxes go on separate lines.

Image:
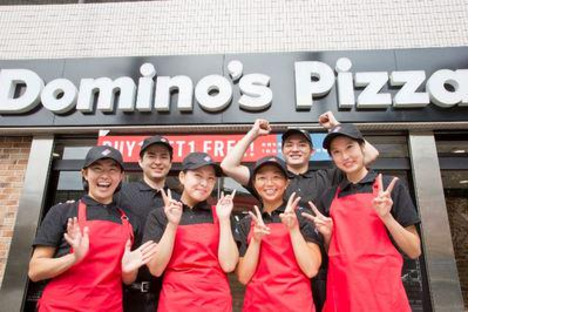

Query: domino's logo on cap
left=204, top=156, right=211, bottom=162
left=269, top=157, right=277, bottom=162
left=101, top=149, right=111, bottom=156
left=161, top=138, right=168, bottom=143
left=332, top=126, right=341, bottom=133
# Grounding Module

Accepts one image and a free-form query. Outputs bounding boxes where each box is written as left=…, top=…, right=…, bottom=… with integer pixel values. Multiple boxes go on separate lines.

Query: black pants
left=123, top=288, right=159, bottom=312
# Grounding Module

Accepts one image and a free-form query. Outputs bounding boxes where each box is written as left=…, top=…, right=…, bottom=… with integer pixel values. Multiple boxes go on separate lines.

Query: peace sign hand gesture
left=216, top=190, right=237, bottom=221
left=161, top=189, right=182, bottom=226
left=63, top=217, right=90, bottom=264
left=301, top=201, right=333, bottom=241
left=248, top=205, right=271, bottom=243
left=280, top=192, right=301, bottom=231
left=372, top=174, right=398, bottom=219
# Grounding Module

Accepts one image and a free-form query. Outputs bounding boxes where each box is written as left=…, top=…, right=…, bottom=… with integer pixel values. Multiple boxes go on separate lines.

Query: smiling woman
left=27, top=145, right=157, bottom=312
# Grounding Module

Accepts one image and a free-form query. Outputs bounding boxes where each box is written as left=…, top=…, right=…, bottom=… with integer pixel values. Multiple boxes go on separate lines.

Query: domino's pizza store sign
left=0, top=47, right=467, bottom=127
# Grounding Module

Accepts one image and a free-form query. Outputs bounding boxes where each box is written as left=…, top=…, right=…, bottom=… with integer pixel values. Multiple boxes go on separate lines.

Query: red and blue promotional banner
left=98, top=133, right=331, bottom=163
left=98, top=134, right=279, bottom=162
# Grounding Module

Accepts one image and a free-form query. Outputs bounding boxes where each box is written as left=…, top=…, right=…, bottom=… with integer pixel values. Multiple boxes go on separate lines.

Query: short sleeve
left=296, top=207, right=323, bottom=247
left=142, top=208, right=167, bottom=244
left=388, top=177, right=421, bottom=227
left=32, top=203, right=69, bottom=248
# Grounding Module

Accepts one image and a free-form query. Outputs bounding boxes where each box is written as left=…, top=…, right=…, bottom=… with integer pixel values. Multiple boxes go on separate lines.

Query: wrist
left=166, top=222, right=179, bottom=230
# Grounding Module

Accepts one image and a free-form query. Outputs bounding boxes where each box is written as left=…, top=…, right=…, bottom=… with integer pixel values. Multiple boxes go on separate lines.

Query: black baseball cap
left=322, top=123, right=365, bottom=150
left=251, top=156, right=289, bottom=181
left=83, top=145, right=125, bottom=171
left=282, top=128, right=313, bottom=146
left=140, top=135, right=173, bottom=158
left=181, top=152, right=223, bottom=176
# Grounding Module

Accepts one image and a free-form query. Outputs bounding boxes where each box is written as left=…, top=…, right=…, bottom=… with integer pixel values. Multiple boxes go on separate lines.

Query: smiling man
left=220, top=111, right=379, bottom=312
left=116, top=135, right=180, bottom=312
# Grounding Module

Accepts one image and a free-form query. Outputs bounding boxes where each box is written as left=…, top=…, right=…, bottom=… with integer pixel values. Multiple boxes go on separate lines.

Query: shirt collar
left=287, top=168, right=315, bottom=179
left=338, top=170, right=378, bottom=190
left=181, top=200, right=212, bottom=211
left=137, top=180, right=170, bottom=192
left=259, top=202, right=287, bottom=216
left=81, top=194, right=116, bottom=207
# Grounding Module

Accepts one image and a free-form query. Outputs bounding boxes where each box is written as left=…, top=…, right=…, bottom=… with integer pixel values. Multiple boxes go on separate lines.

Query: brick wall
left=0, top=137, right=31, bottom=285
left=0, top=0, right=467, bottom=60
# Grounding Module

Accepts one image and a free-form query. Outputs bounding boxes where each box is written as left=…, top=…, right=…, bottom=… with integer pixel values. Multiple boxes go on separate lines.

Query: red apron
left=38, top=200, right=133, bottom=312
left=158, top=205, right=232, bottom=312
left=323, top=180, right=411, bottom=312
left=243, top=222, right=315, bottom=312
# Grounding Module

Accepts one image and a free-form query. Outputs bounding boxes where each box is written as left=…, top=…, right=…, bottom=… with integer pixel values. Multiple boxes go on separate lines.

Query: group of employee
left=28, top=111, right=422, bottom=312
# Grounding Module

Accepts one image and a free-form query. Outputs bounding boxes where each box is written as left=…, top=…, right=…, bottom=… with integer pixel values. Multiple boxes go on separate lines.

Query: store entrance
left=24, top=134, right=432, bottom=312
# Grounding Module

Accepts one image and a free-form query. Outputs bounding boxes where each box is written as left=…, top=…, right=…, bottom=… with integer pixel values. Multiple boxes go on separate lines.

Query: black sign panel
left=0, top=47, right=467, bottom=127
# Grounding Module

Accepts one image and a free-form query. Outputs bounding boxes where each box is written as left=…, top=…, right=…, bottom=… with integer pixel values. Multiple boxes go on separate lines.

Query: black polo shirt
left=33, top=195, right=138, bottom=258
left=143, top=200, right=217, bottom=243
left=234, top=203, right=321, bottom=257
left=317, top=170, right=421, bottom=228
left=115, top=180, right=180, bottom=284
left=244, top=167, right=344, bottom=207
left=116, top=181, right=181, bottom=247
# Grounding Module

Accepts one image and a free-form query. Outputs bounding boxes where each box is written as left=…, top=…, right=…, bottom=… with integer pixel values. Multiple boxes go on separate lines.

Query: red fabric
left=158, top=206, right=232, bottom=312
left=323, top=180, right=411, bottom=312
left=38, top=201, right=133, bottom=312
left=243, top=223, right=315, bottom=312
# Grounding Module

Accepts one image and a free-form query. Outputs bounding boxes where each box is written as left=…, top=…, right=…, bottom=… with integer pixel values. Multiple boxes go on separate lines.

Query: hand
left=161, top=189, right=182, bottom=225
left=250, top=119, right=271, bottom=138
left=216, top=190, right=237, bottom=220
left=319, top=111, right=339, bottom=130
left=301, top=201, right=333, bottom=241
left=248, top=205, right=271, bottom=243
left=63, top=217, right=89, bottom=264
left=122, top=240, right=157, bottom=274
left=280, top=192, right=301, bottom=231
left=372, top=174, right=398, bottom=219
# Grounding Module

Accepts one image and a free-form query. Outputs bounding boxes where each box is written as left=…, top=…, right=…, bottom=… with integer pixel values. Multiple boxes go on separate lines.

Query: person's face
left=329, top=136, right=365, bottom=175
left=82, top=159, right=124, bottom=203
left=253, top=165, right=288, bottom=204
left=282, top=134, right=314, bottom=167
left=179, top=165, right=217, bottom=203
left=139, top=144, right=172, bottom=182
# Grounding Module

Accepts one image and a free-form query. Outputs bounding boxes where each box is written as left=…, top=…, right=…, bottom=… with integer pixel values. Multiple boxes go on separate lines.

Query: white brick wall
left=0, top=0, right=467, bottom=59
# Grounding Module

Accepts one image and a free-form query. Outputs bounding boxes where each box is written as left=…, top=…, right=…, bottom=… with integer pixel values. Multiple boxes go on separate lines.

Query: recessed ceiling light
left=459, top=180, right=468, bottom=184
left=452, top=149, right=466, bottom=154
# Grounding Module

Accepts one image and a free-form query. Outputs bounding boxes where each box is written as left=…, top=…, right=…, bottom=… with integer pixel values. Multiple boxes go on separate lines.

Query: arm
left=281, top=193, right=321, bottom=277
left=28, top=217, right=90, bottom=282
left=288, top=229, right=321, bottom=278
left=236, top=206, right=271, bottom=285
left=28, top=247, right=76, bottom=282
left=236, top=237, right=262, bottom=285
left=373, top=175, right=421, bottom=259
left=146, top=190, right=182, bottom=277
left=319, top=111, right=379, bottom=165
left=216, top=191, right=240, bottom=273
left=221, top=119, right=271, bottom=186
left=381, top=218, right=421, bottom=259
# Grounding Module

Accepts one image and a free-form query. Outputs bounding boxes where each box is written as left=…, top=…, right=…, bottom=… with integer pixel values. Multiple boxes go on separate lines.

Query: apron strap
left=117, top=208, right=134, bottom=243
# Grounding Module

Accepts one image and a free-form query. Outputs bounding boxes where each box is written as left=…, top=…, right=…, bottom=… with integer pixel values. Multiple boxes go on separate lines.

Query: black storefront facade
left=0, top=47, right=468, bottom=311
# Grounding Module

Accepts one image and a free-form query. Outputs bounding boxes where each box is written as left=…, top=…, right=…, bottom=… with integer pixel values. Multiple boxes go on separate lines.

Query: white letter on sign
left=0, top=69, right=44, bottom=114
left=195, top=75, right=232, bottom=112
left=427, top=69, right=468, bottom=108
left=41, top=79, right=78, bottom=114
left=355, top=72, right=391, bottom=109
left=239, top=74, right=272, bottom=111
left=390, top=71, right=429, bottom=108
left=294, top=61, right=335, bottom=110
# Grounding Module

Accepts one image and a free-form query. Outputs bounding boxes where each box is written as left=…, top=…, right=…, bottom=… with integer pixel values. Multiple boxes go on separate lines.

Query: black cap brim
left=182, top=163, right=223, bottom=177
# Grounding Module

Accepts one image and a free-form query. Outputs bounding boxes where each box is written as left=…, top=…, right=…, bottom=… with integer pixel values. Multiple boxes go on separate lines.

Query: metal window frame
left=0, top=136, right=55, bottom=312
left=409, top=131, right=464, bottom=311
